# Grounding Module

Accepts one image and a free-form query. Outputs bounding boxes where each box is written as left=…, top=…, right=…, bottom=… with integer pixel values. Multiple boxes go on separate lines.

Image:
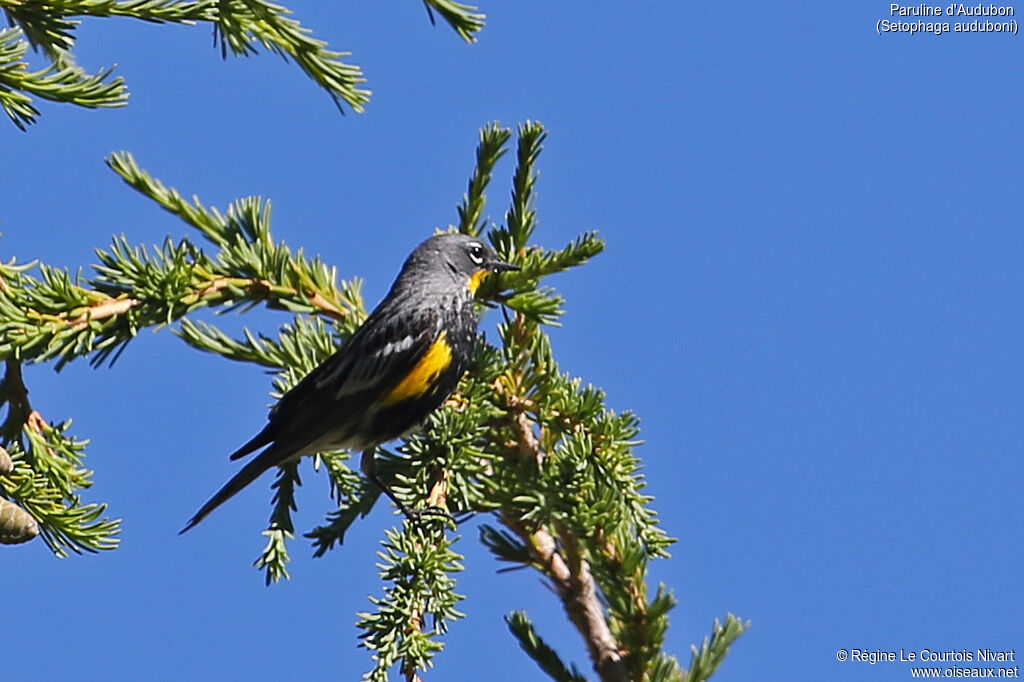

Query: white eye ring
left=468, top=243, right=485, bottom=265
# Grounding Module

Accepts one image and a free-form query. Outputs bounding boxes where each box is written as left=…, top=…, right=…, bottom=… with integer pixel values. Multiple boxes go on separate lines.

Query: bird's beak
left=489, top=258, right=519, bottom=273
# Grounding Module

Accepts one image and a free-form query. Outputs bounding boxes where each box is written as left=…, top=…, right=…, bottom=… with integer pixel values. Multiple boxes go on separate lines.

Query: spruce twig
left=0, top=0, right=488, bottom=127
left=1, top=121, right=744, bottom=680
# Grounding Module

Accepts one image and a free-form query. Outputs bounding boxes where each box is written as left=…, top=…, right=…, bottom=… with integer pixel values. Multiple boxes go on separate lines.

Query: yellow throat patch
left=381, top=331, right=453, bottom=405
left=468, top=269, right=489, bottom=295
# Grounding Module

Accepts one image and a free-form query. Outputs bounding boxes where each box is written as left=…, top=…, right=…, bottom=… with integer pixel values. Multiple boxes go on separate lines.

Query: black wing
left=229, top=304, right=443, bottom=462
left=180, top=306, right=443, bottom=534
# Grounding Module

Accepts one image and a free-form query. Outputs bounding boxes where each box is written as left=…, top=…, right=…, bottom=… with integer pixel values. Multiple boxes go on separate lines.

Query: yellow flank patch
left=468, top=269, right=489, bottom=295
left=381, top=331, right=453, bottom=405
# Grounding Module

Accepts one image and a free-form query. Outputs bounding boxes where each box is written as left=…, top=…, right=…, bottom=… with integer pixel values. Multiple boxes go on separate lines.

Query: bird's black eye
left=467, top=243, right=485, bottom=265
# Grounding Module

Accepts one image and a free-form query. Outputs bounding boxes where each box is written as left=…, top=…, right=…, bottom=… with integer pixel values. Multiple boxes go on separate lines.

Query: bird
left=180, top=233, right=518, bottom=533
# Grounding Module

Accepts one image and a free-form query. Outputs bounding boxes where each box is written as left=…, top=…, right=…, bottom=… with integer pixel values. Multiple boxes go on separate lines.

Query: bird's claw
left=405, top=505, right=455, bottom=526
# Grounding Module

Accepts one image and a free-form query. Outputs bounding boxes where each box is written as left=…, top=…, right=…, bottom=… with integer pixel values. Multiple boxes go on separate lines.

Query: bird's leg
left=360, top=450, right=452, bottom=523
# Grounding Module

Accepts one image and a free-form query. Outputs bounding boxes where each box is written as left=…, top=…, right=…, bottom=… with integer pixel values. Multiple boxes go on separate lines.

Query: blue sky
left=3, top=3, right=1022, bottom=681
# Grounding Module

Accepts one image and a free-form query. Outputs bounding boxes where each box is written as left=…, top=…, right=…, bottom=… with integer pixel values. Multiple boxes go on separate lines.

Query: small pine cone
left=0, top=498, right=39, bottom=545
left=0, top=445, right=12, bottom=476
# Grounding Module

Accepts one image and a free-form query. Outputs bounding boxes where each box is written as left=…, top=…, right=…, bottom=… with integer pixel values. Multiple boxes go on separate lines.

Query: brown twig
left=501, top=358, right=628, bottom=682
left=54, top=274, right=348, bottom=334
left=403, top=608, right=426, bottom=682
left=308, top=290, right=348, bottom=321
left=67, top=297, right=140, bottom=331
left=514, top=411, right=543, bottom=467
left=425, top=472, right=448, bottom=509
left=2, top=360, right=32, bottom=434
left=191, top=276, right=237, bottom=299
left=504, top=515, right=628, bottom=682
left=25, top=410, right=47, bottom=434
left=1, top=361, right=60, bottom=468
left=187, top=276, right=350, bottom=321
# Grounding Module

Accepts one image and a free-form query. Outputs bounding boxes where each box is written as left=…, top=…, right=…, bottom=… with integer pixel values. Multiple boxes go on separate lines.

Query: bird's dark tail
left=229, top=428, right=273, bottom=461
left=179, top=447, right=280, bottom=534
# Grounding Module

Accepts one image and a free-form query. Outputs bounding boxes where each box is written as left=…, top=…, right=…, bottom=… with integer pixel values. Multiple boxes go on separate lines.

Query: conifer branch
left=505, top=611, right=589, bottom=682
left=1, top=0, right=488, bottom=127
left=683, top=615, right=751, bottom=682
left=457, top=122, right=510, bottom=236
left=0, top=27, right=126, bottom=129
left=507, top=515, right=628, bottom=682
left=0, top=242, right=357, bottom=371
left=253, top=461, right=300, bottom=584
left=357, top=525, right=465, bottom=682
left=0, top=122, right=745, bottom=680
left=210, top=0, right=369, bottom=112
left=0, top=153, right=362, bottom=558
left=499, top=394, right=627, bottom=682
left=421, top=0, right=485, bottom=43
left=0, top=360, right=120, bottom=554
left=32, top=0, right=217, bottom=25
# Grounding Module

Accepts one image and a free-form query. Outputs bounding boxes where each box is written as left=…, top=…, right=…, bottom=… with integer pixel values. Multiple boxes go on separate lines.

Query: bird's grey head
left=408, top=233, right=519, bottom=283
